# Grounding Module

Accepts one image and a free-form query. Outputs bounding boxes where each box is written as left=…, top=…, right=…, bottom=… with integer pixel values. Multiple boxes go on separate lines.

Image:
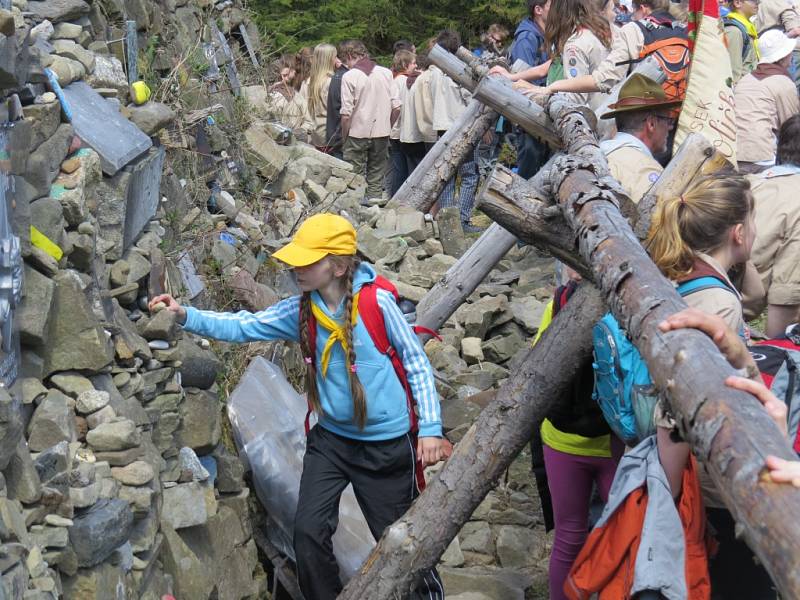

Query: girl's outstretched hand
left=417, top=437, right=452, bottom=468
left=148, top=294, right=187, bottom=324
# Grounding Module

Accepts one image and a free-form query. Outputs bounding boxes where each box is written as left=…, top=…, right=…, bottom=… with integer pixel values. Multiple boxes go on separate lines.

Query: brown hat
left=600, top=73, right=682, bottom=119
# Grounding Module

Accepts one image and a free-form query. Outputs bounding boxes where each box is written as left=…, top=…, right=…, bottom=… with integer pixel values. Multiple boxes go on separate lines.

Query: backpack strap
left=724, top=16, right=751, bottom=61
left=358, top=282, right=427, bottom=491
left=676, top=275, right=736, bottom=297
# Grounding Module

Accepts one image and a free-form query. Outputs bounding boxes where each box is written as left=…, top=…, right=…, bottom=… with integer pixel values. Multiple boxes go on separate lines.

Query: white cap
left=758, top=29, right=796, bottom=65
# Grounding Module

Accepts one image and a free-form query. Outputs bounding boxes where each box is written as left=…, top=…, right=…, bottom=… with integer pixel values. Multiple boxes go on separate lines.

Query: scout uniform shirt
left=412, top=68, right=438, bottom=144
left=599, top=132, right=662, bottom=202
left=757, top=0, right=800, bottom=32
left=724, top=16, right=759, bottom=83
left=562, top=28, right=615, bottom=138
left=748, top=164, right=800, bottom=307
left=591, top=21, right=645, bottom=92
left=430, top=65, right=471, bottom=133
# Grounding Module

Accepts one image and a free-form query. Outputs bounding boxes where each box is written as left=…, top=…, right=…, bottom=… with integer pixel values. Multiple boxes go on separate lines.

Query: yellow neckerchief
left=727, top=11, right=760, bottom=59
left=310, top=292, right=360, bottom=377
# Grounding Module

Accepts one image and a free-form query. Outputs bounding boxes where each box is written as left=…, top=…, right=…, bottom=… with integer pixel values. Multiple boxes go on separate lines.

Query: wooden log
left=428, top=44, right=481, bottom=91
left=338, top=283, right=607, bottom=599
left=633, top=132, right=718, bottom=239
left=472, top=75, right=562, bottom=148
left=541, top=93, right=800, bottom=596
left=392, top=100, right=497, bottom=212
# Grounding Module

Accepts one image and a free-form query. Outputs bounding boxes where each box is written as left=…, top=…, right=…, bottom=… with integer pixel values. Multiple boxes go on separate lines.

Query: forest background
left=250, top=0, right=526, bottom=61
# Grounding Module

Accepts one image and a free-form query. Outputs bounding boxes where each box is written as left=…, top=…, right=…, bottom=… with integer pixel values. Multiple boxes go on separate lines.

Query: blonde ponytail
left=646, top=175, right=753, bottom=280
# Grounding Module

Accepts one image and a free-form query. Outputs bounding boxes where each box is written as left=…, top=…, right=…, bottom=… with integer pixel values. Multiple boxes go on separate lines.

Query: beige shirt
left=430, top=64, right=471, bottom=132
left=749, top=165, right=800, bottom=305
left=300, top=76, right=331, bottom=147
left=412, top=68, right=438, bottom=143
left=592, top=21, right=644, bottom=93
left=734, top=71, right=800, bottom=163
left=340, top=63, right=400, bottom=139
left=724, top=23, right=758, bottom=83
left=399, top=75, right=424, bottom=144
left=563, top=29, right=615, bottom=138
left=266, top=88, right=310, bottom=132
left=757, top=0, right=800, bottom=31
left=390, top=75, right=405, bottom=140
left=601, top=133, right=663, bottom=202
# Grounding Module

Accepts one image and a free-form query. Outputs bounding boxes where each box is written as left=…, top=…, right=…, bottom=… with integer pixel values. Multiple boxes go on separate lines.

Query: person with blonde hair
left=301, top=43, right=337, bottom=150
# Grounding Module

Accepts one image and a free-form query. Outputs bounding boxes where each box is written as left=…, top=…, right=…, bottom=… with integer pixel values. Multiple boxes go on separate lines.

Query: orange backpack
left=617, top=16, right=691, bottom=102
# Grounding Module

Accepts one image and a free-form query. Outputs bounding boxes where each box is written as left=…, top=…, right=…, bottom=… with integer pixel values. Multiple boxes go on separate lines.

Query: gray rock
left=26, top=123, right=73, bottom=198
left=86, top=418, right=140, bottom=451
left=177, top=338, right=222, bottom=389
left=27, top=389, right=77, bottom=452
left=393, top=208, right=428, bottom=241
left=161, top=523, right=213, bottom=599
left=47, top=54, right=86, bottom=86
left=244, top=121, right=290, bottom=179
left=52, top=38, right=95, bottom=71
left=0, top=387, right=23, bottom=471
left=357, top=227, right=408, bottom=265
left=127, top=101, right=175, bottom=136
left=110, top=461, right=154, bottom=486
left=438, top=567, right=531, bottom=600
left=495, top=524, right=546, bottom=568
left=162, top=482, right=208, bottom=529
left=52, top=22, right=82, bottom=38
left=85, top=55, right=128, bottom=95
left=440, top=537, right=465, bottom=567
left=138, top=309, right=178, bottom=341
left=65, top=231, right=94, bottom=271
left=69, top=481, right=99, bottom=507
left=22, top=100, right=62, bottom=156
left=214, top=452, right=244, bottom=493
left=75, top=389, right=110, bottom=414
left=178, top=447, right=209, bottom=482
left=0, top=497, right=30, bottom=545
left=109, top=259, right=129, bottom=287
left=460, top=337, right=485, bottom=364
left=68, top=498, right=134, bottom=567
left=86, top=405, right=116, bottom=429
left=49, top=372, right=94, bottom=398
left=117, top=484, right=153, bottom=517
left=42, top=271, right=114, bottom=377
left=29, top=524, right=69, bottom=549
left=29, top=198, right=64, bottom=248
left=27, top=0, right=89, bottom=22
left=455, top=295, right=510, bottom=339
left=437, top=207, right=468, bottom=257
left=4, top=439, right=42, bottom=503
left=33, top=441, right=70, bottom=484
left=482, top=331, right=525, bottom=364
left=176, top=389, right=220, bottom=454
left=20, top=378, right=48, bottom=405
left=509, top=296, right=547, bottom=334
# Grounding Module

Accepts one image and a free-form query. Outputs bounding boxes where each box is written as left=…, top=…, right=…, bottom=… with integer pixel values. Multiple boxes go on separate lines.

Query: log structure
left=340, top=284, right=606, bottom=599
left=341, top=50, right=800, bottom=600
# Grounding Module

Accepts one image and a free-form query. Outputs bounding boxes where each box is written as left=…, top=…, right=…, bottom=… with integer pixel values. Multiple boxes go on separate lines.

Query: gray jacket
left=595, top=436, right=688, bottom=600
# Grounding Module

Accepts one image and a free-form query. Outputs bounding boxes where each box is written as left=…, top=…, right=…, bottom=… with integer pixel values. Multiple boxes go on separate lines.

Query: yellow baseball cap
left=272, top=213, right=357, bottom=267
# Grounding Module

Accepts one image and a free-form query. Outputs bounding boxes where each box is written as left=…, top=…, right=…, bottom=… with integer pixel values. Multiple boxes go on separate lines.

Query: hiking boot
left=462, top=222, right=485, bottom=234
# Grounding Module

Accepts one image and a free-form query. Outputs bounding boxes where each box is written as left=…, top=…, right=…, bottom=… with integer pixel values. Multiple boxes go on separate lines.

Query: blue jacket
left=509, top=17, right=548, bottom=85
left=183, top=263, right=442, bottom=441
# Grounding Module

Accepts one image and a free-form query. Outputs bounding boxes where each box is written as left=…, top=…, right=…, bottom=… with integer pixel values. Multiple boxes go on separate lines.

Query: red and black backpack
left=303, top=276, right=443, bottom=490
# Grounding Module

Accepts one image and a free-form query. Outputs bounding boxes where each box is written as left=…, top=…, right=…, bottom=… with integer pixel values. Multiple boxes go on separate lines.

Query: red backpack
left=303, top=275, right=444, bottom=491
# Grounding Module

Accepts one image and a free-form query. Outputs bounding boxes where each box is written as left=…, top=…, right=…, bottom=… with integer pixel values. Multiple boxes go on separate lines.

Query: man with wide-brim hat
left=599, top=73, right=682, bottom=203
left=734, top=28, right=800, bottom=170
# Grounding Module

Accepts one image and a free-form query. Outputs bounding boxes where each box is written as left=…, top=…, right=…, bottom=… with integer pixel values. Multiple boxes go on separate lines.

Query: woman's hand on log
left=725, top=376, right=788, bottom=437
left=765, top=456, right=800, bottom=487
left=149, top=293, right=187, bottom=324
left=488, top=65, right=513, bottom=79
left=658, top=308, right=753, bottom=372
left=511, top=80, right=548, bottom=100
left=417, top=437, right=452, bottom=468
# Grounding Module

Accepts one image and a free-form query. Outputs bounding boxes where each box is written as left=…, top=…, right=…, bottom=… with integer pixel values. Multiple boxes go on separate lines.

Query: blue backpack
left=591, top=276, right=739, bottom=445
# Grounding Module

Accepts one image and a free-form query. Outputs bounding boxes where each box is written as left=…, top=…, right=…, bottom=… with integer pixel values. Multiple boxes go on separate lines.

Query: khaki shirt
left=399, top=75, right=425, bottom=144
left=340, top=64, right=400, bottom=139
left=266, top=88, right=310, bottom=133
left=592, top=21, right=644, bottom=93
left=412, top=69, right=438, bottom=143
left=734, top=72, right=800, bottom=163
left=390, top=74, right=405, bottom=140
left=601, top=133, right=663, bottom=202
left=430, top=65, right=471, bottom=132
left=300, top=77, right=331, bottom=147
left=757, top=0, right=800, bottom=32
left=563, top=29, right=613, bottom=112
left=724, top=23, right=758, bottom=83
left=749, top=165, right=800, bottom=305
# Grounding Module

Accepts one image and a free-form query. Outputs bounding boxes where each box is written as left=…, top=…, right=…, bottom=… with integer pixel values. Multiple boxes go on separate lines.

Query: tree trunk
left=338, top=283, right=606, bottom=599
left=428, top=44, right=482, bottom=91
left=391, top=100, right=497, bottom=212
left=633, top=132, right=719, bottom=239
left=472, top=75, right=562, bottom=148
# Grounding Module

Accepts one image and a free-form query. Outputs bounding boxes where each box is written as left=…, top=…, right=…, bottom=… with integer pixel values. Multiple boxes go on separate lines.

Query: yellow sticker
left=30, top=225, right=63, bottom=261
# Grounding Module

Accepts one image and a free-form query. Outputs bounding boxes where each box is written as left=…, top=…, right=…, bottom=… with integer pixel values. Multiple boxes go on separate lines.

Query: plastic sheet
left=227, top=357, right=375, bottom=581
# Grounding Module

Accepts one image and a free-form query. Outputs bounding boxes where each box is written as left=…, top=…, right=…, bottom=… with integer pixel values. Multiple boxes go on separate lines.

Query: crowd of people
left=230, top=0, right=800, bottom=597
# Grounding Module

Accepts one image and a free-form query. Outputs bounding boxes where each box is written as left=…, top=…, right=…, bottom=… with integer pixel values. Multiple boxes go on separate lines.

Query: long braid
left=298, top=292, right=322, bottom=415
left=341, top=259, right=368, bottom=429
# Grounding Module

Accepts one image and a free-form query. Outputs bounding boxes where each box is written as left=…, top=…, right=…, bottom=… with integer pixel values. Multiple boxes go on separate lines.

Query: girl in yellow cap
left=150, top=213, right=446, bottom=600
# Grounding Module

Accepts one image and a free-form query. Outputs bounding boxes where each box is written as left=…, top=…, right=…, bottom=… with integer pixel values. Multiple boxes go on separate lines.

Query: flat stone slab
left=61, top=81, right=151, bottom=176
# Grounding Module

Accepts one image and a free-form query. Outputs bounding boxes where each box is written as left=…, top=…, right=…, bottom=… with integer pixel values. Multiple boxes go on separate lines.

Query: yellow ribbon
left=310, top=292, right=360, bottom=377
left=727, top=12, right=760, bottom=60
